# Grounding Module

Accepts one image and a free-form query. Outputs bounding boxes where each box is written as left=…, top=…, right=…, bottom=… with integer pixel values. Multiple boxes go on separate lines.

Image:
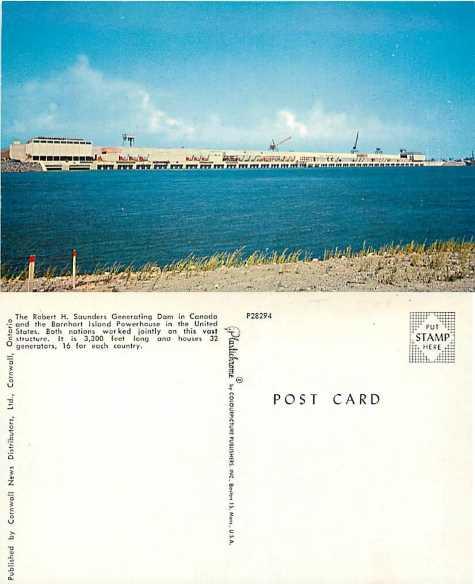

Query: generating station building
left=9, top=135, right=433, bottom=172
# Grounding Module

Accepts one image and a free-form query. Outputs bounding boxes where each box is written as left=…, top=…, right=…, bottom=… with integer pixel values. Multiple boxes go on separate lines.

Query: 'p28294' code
left=246, top=313, right=273, bottom=319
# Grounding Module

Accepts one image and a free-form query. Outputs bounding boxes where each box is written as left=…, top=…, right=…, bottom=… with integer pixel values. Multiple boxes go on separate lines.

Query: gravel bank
left=3, top=250, right=474, bottom=292
left=1, top=160, right=42, bottom=173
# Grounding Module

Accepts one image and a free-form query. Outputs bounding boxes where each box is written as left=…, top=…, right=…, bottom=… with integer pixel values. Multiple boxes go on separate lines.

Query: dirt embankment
left=3, top=249, right=474, bottom=292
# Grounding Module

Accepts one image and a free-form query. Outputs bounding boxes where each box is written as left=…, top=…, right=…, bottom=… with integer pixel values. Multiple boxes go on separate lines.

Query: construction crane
left=351, top=131, right=359, bottom=153
left=122, top=132, right=136, bottom=147
left=269, top=136, right=292, bottom=151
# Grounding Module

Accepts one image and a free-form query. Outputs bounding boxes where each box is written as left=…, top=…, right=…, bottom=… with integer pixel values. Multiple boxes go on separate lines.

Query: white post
left=72, top=249, right=77, bottom=289
left=27, top=255, right=36, bottom=292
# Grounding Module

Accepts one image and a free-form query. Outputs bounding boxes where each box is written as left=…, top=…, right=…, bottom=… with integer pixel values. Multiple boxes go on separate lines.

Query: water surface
left=2, top=167, right=474, bottom=273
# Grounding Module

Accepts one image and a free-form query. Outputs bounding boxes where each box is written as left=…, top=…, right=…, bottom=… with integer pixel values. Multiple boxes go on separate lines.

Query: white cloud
left=7, top=55, right=194, bottom=143
left=6, top=56, right=413, bottom=151
left=188, top=102, right=412, bottom=151
left=270, top=102, right=412, bottom=150
left=277, top=111, right=308, bottom=138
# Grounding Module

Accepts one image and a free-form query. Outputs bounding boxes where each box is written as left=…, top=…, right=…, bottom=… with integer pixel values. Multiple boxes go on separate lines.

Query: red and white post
left=27, top=255, right=36, bottom=292
left=72, top=249, right=77, bottom=289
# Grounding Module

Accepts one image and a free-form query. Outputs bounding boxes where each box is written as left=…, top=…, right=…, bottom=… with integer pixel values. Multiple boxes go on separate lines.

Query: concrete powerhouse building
left=9, top=136, right=430, bottom=171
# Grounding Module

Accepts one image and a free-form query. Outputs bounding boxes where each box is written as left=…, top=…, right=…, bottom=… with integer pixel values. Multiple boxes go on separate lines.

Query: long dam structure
left=7, top=136, right=449, bottom=172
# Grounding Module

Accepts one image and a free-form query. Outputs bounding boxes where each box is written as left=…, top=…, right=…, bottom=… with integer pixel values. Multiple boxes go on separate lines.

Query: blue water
left=2, top=168, right=474, bottom=274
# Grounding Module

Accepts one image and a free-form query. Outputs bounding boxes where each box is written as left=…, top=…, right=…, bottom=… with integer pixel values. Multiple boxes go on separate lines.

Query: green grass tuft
left=1, top=240, right=473, bottom=287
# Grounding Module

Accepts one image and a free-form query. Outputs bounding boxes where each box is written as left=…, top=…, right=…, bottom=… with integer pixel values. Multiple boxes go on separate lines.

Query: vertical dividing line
left=72, top=249, right=77, bottom=290
left=27, top=255, right=36, bottom=292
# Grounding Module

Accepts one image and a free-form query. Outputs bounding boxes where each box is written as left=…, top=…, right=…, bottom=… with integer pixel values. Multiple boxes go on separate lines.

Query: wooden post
left=72, top=249, right=77, bottom=289
left=27, top=255, right=36, bottom=292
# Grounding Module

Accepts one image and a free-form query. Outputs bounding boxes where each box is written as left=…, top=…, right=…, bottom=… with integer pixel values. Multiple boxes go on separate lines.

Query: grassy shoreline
left=2, top=240, right=474, bottom=292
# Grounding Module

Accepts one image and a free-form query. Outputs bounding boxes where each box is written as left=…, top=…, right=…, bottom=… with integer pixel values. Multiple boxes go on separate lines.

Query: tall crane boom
left=269, top=136, right=292, bottom=151
left=351, top=131, right=359, bottom=153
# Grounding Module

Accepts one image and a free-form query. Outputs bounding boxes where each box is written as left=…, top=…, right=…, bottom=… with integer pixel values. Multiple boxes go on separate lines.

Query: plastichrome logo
left=409, top=312, right=455, bottom=363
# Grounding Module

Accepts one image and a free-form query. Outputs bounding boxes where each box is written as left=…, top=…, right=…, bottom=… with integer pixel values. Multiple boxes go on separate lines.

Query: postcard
left=1, top=2, right=473, bottom=583
left=1, top=292, right=472, bottom=583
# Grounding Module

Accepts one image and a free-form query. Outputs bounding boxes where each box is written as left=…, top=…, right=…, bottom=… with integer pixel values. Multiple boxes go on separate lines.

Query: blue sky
left=2, top=2, right=474, bottom=158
